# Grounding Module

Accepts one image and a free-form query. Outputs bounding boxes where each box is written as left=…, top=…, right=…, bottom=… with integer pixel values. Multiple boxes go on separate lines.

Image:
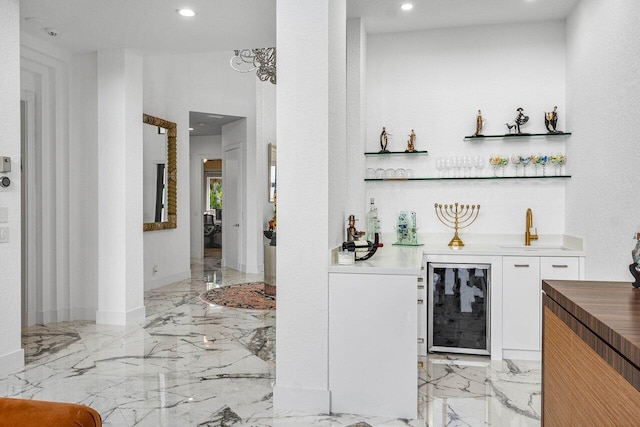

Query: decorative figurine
left=474, top=110, right=485, bottom=136
left=346, top=214, right=365, bottom=242
left=405, top=129, right=416, bottom=152
left=630, top=231, right=640, bottom=288
left=505, top=107, right=529, bottom=135
left=379, top=127, right=389, bottom=153
left=544, top=106, right=562, bottom=134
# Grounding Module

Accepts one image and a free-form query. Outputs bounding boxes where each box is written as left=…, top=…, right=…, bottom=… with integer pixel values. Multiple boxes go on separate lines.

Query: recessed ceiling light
left=189, top=127, right=194, bottom=131
left=401, top=3, right=413, bottom=11
left=206, top=114, right=224, bottom=119
left=177, top=9, right=196, bottom=17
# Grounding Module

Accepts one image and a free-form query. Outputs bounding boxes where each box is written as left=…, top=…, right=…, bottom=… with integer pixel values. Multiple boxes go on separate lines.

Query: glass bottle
left=366, top=198, right=379, bottom=242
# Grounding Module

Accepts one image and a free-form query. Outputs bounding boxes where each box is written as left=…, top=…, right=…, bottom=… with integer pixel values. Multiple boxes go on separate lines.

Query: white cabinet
left=329, top=272, right=418, bottom=419
left=503, top=257, right=540, bottom=351
left=502, top=255, right=581, bottom=356
left=540, top=256, right=580, bottom=280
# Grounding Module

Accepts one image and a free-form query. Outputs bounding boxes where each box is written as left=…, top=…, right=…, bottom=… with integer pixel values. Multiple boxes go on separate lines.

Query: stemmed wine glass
left=435, top=157, right=443, bottom=178
left=500, top=156, right=509, bottom=177
left=520, top=155, right=531, bottom=176
left=511, top=155, right=521, bottom=177
left=537, top=154, right=549, bottom=176
left=489, top=154, right=501, bottom=177
left=530, top=154, right=539, bottom=176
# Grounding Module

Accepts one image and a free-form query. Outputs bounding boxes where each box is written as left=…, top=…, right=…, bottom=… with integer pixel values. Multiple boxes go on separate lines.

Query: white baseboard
left=0, top=348, right=25, bottom=376
left=144, top=270, right=191, bottom=291
left=502, top=349, right=541, bottom=361
left=96, top=305, right=146, bottom=326
left=273, top=384, right=331, bottom=414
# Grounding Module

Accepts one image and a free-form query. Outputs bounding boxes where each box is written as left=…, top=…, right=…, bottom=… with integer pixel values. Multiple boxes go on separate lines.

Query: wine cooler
left=428, top=263, right=491, bottom=355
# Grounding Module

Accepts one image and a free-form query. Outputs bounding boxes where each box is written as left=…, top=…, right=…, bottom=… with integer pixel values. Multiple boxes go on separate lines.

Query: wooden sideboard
left=542, top=280, right=640, bottom=426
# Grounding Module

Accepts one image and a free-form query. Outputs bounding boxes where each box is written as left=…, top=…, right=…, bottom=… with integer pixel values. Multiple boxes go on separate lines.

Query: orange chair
left=0, top=397, right=102, bottom=427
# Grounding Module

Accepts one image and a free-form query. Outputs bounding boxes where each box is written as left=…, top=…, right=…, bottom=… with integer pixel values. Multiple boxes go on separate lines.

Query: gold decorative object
left=406, top=129, right=416, bottom=152
left=434, top=203, right=481, bottom=248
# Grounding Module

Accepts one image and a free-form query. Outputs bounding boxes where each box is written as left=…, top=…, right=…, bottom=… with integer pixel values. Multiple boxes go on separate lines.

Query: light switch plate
left=0, top=157, right=10, bottom=173
left=0, top=207, right=7, bottom=223
left=0, top=227, right=8, bottom=243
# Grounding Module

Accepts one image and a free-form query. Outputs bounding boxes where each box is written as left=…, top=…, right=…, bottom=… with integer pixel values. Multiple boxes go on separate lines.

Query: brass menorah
left=434, top=203, right=481, bottom=248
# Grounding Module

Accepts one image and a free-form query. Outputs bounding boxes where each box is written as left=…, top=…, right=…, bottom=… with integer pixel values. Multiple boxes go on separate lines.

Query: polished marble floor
left=1, top=257, right=541, bottom=426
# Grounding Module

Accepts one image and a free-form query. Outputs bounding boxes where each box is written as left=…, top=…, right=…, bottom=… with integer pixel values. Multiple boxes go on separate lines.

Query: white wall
left=365, top=21, right=568, bottom=242
left=142, top=55, right=192, bottom=290
left=143, top=51, right=264, bottom=276
left=566, top=0, right=640, bottom=280
left=0, top=0, right=24, bottom=375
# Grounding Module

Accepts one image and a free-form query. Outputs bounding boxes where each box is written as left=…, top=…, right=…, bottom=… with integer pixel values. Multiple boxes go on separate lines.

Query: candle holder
left=434, top=203, right=481, bottom=248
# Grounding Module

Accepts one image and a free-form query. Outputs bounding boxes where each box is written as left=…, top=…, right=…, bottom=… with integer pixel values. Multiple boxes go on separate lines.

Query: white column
left=0, top=0, right=24, bottom=375
left=96, top=49, right=145, bottom=325
left=274, top=0, right=346, bottom=413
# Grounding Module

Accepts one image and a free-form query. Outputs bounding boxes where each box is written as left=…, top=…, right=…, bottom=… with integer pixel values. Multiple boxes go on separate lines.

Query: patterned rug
left=200, top=282, right=276, bottom=310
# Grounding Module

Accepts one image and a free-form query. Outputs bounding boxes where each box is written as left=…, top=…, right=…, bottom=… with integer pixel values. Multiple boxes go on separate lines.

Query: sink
left=498, top=244, right=568, bottom=251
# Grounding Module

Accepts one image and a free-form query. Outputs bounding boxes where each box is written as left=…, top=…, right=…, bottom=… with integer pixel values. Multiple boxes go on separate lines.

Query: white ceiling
left=19, top=0, right=277, bottom=55
left=347, top=0, right=580, bottom=34
left=20, top=0, right=579, bottom=56
left=19, top=0, right=579, bottom=135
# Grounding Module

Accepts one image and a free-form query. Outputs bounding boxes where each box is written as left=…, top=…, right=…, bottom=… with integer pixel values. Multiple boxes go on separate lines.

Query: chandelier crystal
left=230, top=48, right=276, bottom=85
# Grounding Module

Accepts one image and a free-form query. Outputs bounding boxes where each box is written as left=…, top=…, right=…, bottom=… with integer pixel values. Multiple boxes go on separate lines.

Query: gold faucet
left=525, top=208, right=538, bottom=246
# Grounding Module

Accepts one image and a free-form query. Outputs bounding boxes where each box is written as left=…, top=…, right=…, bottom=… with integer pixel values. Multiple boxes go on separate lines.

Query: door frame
left=21, top=90, right=37, bottom=327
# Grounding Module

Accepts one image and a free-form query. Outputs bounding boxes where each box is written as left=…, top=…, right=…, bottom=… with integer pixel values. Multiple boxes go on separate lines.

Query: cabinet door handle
left=417, top=285, right=425, bottom=290
left=417, top=277, right=424, bottom=283
left=552, top=264, right=568, bottom=268
left=514, top=264, right=530, bottom=268
left=417, top=338, right=424, bottom=344
left=417, top=299, right=424, bottom=305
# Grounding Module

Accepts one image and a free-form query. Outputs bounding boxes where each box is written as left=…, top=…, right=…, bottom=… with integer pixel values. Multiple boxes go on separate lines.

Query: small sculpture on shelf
left=405, top=129, right=416, bottom=152
left=379, top=127, right=389, bottom=153
left=474, top=110, right=485, bottom=137
left=346, top=214, right=365, bottom=242
left=505, top=107, right=529, bottom=135
left=544, top=106, right=562, bottom=134
left=434, top=203, right=480, bottom=248
left=630, top=231, right=640, bottom=288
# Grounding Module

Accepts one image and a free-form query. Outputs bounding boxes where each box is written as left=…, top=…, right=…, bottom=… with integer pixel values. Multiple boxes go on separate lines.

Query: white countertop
left=329, top=233, right=585, bottom=275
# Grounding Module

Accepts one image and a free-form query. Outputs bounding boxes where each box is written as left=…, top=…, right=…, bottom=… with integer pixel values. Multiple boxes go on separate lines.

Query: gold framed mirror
left=143, top=113, right=177, bottom=231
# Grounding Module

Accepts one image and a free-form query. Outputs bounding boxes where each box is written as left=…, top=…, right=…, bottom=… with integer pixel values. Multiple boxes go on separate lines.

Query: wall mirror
left=143, top=113, right=177, bottom=231
left=268, top=143, right=276, bottom=203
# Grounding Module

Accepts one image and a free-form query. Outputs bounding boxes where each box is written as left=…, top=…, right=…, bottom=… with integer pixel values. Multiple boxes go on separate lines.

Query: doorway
left=203, top=159, right=222, bottom=269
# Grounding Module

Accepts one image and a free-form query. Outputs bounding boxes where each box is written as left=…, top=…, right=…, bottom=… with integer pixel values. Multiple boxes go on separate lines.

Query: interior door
left=223, top=146, right=241, bottom=270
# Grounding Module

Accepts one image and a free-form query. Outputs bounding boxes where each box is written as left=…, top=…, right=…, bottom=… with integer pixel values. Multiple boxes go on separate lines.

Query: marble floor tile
left=4, top=257, right=541, bottom=426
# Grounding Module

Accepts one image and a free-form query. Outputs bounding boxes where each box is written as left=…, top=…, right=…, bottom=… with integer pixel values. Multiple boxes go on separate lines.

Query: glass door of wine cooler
left=428, top=263, right=490, bottom=355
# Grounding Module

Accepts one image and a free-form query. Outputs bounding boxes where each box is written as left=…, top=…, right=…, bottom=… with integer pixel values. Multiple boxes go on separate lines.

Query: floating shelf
left=364, top=150, right=428, bottom=156
left=365, top=175, right=571, bottom=182
left=464, top=132, right=571, bottom=141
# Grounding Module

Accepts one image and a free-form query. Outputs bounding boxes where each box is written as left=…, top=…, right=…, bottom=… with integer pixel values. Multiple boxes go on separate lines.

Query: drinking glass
left=489, top=154, right=500, bottom=177
left=530, top=154, right=539, bottom=176
left=435, top=157, right=443, bottom=178
left=366, top=168, right=375, bottom=179
left=537, top=154, right=549, bottom=176
left=511, top=155, right=521, bottom=177
left=520, top=155, right=531, bottom=176
left=444, top=157, right=452, bottom=177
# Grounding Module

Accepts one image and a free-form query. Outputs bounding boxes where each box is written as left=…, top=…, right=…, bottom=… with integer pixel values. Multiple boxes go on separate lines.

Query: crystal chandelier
left=230, top=48, right=276, bottom=85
